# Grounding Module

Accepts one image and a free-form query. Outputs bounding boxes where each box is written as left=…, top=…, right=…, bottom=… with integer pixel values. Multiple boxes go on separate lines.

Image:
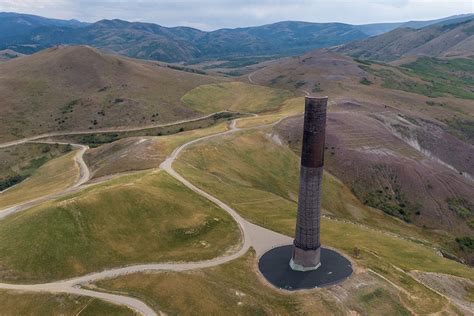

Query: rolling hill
left=0, top=45, right=222, bottom=142
left=335, top=18, right=474, bottom=60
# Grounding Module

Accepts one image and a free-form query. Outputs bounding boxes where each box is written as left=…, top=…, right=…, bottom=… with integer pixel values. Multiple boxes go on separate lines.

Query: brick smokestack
left=290, top=96, right=328, bottom=271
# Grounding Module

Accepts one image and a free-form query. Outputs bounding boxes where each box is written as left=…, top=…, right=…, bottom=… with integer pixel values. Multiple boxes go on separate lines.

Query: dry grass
left=0, top=150, right=79, bottom=210
left=235, top=97, right=305, bottom=128
left=181, top=81, right=293, bottom=114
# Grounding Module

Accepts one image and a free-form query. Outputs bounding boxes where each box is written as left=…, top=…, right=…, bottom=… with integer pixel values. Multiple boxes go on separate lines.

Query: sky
left=0, top=0, right=473, bottom=31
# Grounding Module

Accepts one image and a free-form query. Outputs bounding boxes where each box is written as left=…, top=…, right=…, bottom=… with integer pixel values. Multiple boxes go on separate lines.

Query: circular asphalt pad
left=258, top=245, right=353, bottom=291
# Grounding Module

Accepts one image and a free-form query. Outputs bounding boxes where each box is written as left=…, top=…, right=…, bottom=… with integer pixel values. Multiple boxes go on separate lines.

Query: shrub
left=0, top=175, right=26, bottom=191
left=360, top=77, right=373, bottom=85
left=447, top=197, right=472, bottom=218
left=294, top=80, right=306, bottom=89
left=456, top=237, right=474, bottom=252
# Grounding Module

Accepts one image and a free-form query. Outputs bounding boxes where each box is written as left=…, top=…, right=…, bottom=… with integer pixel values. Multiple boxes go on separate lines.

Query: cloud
left=0, top=0, right=472, bottom=30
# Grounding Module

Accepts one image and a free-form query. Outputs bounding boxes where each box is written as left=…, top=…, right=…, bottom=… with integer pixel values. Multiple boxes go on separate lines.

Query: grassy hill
left=0, top=45, right=222, bottom=142
left=0, top=171, right=240, bottom=282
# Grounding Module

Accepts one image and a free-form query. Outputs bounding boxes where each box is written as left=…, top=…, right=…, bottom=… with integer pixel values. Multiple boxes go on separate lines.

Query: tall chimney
left=290, top=96, right=328, bottom=271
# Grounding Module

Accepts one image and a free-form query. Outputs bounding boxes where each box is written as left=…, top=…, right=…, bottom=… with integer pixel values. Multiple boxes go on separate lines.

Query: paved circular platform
left=258, top=245, right=353, bottom=291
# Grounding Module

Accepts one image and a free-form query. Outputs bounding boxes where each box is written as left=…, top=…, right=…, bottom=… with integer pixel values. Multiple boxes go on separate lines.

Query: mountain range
left=1, top=12, right=473, bottom=62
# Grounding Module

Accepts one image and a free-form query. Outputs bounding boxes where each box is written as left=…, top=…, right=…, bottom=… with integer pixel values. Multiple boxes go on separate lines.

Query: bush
left=294, top=80, right=306, bottom=89
left=312, top=83, right=323, bottom=92
left=167, top=65, right=206, bottom=75
left=360, top=77, right=373, bottom=85
left=0, top=175, right=26, bottom=191
left=447, top=197, right=472, bottom=218
left=456, top=237, right=474, bottom=252
left=352, top=247, right=361, bottom=259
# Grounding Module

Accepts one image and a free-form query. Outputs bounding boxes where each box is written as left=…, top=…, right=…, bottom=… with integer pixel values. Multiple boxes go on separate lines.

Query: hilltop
left=0, top=45, right=221, bottom=142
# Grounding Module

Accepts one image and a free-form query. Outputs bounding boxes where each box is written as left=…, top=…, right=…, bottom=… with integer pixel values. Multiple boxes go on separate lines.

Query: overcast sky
left=1, top=0, right=473, bottom=30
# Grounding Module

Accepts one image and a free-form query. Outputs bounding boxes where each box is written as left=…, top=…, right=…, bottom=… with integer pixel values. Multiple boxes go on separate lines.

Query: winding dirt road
left=0, top=111, right=234, bottom=149
left=0, top=115, right=291, bottom=315
left=0, top=111, right=245, bottom=220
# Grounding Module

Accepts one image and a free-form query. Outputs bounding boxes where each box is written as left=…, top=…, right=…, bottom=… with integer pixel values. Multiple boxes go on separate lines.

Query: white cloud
left=0, top=0, right=472, bottom=29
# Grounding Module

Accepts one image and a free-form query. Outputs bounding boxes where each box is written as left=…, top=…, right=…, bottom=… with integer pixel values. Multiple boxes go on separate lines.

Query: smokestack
left=290, top=96, right=328, bottom=271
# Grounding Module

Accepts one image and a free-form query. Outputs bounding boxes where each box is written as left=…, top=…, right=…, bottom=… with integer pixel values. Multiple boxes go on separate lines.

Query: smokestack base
left=289, top=245, right=321, bottom=271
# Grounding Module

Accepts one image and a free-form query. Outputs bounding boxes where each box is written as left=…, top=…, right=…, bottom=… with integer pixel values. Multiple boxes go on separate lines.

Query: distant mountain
left=0, top=14, right=369, bottom=62
left=85, top=20, right=368, bottom=61
left=335, top=18, right=474, bottom=61
left=0, top=12, right=87, bottom=38
left=190, top=21, right=368, bottom=59
left=1, top=12, right=473, bottom=62
left=0, top=12, right=89, bottom=54
left=356, top=13, right=474, bottom=36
